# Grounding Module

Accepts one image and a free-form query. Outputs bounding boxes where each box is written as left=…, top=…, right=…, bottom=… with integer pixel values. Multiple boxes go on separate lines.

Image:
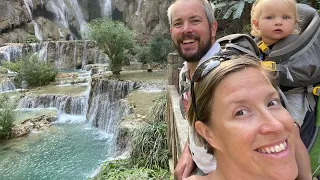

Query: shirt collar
left=196, top=42, right=221, bottom=68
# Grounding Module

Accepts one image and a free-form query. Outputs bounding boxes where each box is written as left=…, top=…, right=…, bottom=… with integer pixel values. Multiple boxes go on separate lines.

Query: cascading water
left=0, top=41, right=108, bottom=69
left=69, top=0, right=88, bottom=38
left=47, top=0, right=88, bottom=39
left=0, top=67, right=138, bottom=179
left=0, top=45, right=23, bottom=62
left=38, top=41, right=49, bottom=62
left=87, top=79, right=137, bottom=133
left=47, top=0, right=69, bottom=28
left=100, top=0, right=112, bottom=17
left=18, top=94, right=88, bottom=115
left=0, top=79, right=16, bottom=93
left=135, top=0, right=143, bottom=16
left=23, top=0, right=43, bottom=41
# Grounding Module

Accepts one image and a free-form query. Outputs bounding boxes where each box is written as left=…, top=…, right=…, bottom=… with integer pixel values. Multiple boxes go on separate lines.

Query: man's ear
left=252, top=20, right=260, bottom=30
left=211, top=21, right=218, bottom=38
left=195, top=121, right=221, bottom=150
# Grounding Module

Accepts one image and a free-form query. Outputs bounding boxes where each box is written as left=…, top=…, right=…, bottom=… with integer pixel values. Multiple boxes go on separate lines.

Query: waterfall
left=100, top=0, right=112, bottom=17
left=87, top=80, right=137, bottom=133
left=47, top=0, right=69, bottom=28
left=18, top=94, right=88, bottom=115
left=0, top=41, right=108, bottom=70
left=38, top=41, right=49, bottom=62
left=69, top=0, right=88, bottom=38
left=135, top=0, right=143, bottom=16
left=0, top=45, right=23, bottom=61
left=47, top=0, right=87, bottom=39
left=23, top=0, right=43, bottom=41
left=0, top=79, right=16, bottom=93
left=81, top=40, right=88, bottom=67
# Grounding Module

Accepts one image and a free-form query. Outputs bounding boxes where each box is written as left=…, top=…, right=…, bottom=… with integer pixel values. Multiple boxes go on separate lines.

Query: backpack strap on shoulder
left=257, top=41, right=271, bottom=55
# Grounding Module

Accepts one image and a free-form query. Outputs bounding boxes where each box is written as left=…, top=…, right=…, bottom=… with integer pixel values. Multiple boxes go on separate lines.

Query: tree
left=88, top=18, right=135, bottom=74
left=149, top=32, right=173, bottom=64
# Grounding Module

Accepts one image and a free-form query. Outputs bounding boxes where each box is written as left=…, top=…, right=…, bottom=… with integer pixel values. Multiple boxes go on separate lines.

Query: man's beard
left=174, top=34, right=212, bottom=63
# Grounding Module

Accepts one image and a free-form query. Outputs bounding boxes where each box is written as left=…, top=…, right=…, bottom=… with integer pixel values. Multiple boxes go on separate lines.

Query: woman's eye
left=267, top=99, right=279, bottom=107
left=235, top=109, right=247, bottom=117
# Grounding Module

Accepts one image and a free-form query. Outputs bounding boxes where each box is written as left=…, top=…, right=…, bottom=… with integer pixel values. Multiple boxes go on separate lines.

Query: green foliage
left=94, top=159, right=171, bottom=180
left=149, top=32, right=173, bottom=64
left=213, top=0, right=255, bottom=20
left=23, top=34, right=39, bottom=43
left=130, top=95, right=169, bottom=170
left=0, top=95, right=16, bottom=140
left=0, top=66, right=8, bottom=74
left=88, top=18, right=135, bottom=74
left=2, top=55, right=58, bottom=87
left=1, top=61, right=21, bottom=73
left=135, top=45, right=151, bottom=64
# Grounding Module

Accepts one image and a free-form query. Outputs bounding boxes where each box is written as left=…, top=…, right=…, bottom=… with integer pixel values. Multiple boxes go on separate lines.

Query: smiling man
left=167, top=0, right=220, bottom=179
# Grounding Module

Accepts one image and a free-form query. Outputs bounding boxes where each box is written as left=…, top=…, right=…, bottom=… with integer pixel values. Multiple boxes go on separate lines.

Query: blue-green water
left=0, top=115, right=114, bottom=180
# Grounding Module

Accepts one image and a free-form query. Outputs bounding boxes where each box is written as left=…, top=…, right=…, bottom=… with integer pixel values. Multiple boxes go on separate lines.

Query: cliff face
left=0, top=0, right=31, bottom=44
left=0, top=0, right=171, bottom=45
left=112, top=0, right=171, bottom=42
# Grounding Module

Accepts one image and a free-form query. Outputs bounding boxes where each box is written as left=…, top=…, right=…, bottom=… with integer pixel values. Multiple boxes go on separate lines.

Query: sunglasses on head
left=190, top=55, right=232, bottom=121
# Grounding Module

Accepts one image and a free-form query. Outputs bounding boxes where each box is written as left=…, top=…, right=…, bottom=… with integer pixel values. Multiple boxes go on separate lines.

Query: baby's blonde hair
left=250, top=0, right=300, bottom=37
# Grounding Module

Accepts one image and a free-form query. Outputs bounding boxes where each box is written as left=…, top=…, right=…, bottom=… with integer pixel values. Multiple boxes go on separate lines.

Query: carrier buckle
left=313, top=86, right=320, bottom=96
left=261, top=61, right=277, bottom=71
left=257, top=41, right=270, bottom=53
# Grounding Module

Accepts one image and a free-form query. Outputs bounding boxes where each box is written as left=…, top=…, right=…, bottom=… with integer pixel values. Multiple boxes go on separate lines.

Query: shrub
left=1, top=61, right=21, bottom=73
left=0, top=95, right=16, bottom=140
left=2, top=54, right=58, bottom=87
left=88, top=18, right=135, bottom=74
left=24, top=34, right=39, bottom=43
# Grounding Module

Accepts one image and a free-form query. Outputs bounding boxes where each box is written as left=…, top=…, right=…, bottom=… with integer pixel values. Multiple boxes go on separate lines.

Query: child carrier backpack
left=254, top=3, right=320, bottom=177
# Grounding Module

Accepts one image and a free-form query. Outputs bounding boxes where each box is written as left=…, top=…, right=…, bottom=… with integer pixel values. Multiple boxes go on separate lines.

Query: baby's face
left=253, top=0, right=296, bottom=45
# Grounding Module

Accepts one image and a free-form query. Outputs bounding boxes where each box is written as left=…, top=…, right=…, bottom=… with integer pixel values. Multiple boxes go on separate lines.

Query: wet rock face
left=0, top=0, right=30, bottom=33
left=112, top=0, right=171, bottom=41
left=0, top=0, right=30, bottom=44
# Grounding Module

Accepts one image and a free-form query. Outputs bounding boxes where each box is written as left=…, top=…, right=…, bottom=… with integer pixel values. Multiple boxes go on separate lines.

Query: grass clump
left=93, top=159, right=171, bottom=180
left=0, top=95, right=16, bottom=140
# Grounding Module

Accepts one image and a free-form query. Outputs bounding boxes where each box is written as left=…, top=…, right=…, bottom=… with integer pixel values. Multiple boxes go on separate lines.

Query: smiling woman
left=187, top=55, right=299, bottom=180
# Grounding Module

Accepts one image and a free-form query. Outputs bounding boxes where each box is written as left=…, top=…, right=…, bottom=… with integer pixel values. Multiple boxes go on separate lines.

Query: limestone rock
left=11, top=113, right=58, bottom=138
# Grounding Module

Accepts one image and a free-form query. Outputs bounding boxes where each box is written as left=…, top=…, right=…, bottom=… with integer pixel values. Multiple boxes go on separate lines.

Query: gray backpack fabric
left=217, top=34, right=260, bottom=58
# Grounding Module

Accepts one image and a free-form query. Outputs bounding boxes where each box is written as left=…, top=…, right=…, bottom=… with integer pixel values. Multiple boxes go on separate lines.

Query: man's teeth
left=182, top=39, right=195, bottom=44
left=257, top=141, right=287, bottom=154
